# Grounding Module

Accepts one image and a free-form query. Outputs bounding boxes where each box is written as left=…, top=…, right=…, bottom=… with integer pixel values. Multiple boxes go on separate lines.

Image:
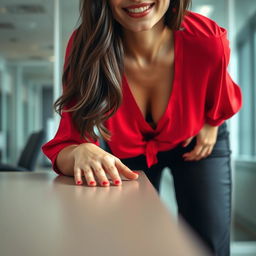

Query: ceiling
left=0, top=0, right=79, bottom=62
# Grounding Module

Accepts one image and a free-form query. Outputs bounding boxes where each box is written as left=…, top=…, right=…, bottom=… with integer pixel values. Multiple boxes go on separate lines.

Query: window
left=237, top=13, right=256, bottom=157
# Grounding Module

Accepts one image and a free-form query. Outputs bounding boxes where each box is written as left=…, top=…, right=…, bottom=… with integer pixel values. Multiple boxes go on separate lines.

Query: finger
left=115, top=158, right=139, bottom=179
left=190, top=145, right=205, bottom=160
left=183, top=144, right=204, bottom=160
left=194, top=146, right=209, bottom=160
left=102, top=155, right=122, bottom=186
left=74, top=166, right=83, bottom=185
left=90, top=161, right=110, bottom=187
left=205, top=145, right=214, bottom=157
left=82, top=166, right=97, bottom=186
left=182, top=137, right=194, bottom=147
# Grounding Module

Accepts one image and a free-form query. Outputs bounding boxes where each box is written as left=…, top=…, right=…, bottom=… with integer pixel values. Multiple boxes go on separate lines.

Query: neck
left=122, top=18, right=172, bottom=67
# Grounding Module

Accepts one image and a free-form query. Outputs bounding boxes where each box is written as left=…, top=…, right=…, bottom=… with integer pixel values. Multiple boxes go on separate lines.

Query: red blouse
left=42, top=11, right=242, bottom=175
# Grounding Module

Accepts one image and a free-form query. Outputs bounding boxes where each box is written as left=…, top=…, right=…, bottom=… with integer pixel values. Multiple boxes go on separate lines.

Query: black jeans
left=103, top=122, right=232, bottom=256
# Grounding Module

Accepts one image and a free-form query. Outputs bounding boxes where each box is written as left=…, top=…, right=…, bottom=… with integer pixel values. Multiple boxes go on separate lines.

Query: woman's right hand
left=71, top=143, right=139, bottom=187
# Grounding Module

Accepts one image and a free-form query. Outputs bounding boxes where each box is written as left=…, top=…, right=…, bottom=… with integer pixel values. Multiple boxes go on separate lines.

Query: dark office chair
left=99, top=136, right=112, bottom=153
left=0, top=130, right=45, bottom=172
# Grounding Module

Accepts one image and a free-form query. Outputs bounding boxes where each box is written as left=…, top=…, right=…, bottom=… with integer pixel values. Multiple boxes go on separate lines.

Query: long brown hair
left=54, top=0, right=192, bottom=142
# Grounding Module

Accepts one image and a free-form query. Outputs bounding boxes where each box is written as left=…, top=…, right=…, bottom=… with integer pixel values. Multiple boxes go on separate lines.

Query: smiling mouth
left=123, top=3, right=155, bottom=14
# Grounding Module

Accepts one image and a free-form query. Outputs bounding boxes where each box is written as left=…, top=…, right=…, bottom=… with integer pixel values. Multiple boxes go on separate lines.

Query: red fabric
left=42, top=11, right=242, bottom=174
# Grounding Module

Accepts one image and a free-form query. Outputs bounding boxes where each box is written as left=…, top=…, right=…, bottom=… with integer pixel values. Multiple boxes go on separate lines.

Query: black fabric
left=104, top=122, right=232, bottom=256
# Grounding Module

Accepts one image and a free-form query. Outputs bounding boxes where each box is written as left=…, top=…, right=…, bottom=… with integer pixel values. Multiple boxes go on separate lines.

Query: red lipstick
left=123, top=3, right=155, bottom=18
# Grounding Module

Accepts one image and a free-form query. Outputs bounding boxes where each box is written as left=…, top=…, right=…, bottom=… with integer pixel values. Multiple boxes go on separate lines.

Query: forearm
left=56, top=144, right=78, bottom=176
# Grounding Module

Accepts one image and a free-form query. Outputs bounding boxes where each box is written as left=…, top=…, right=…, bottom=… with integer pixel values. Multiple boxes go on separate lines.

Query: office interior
left=0, top=0, right=255, bottom=255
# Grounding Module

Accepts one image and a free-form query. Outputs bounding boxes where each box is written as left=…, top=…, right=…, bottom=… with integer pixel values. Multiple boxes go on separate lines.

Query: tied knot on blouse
left=143, top=132, right=159, bottom=168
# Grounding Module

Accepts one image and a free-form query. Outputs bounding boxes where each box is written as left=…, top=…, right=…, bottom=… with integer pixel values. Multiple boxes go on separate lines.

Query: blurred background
left=0, top=0, right=255, bottom=255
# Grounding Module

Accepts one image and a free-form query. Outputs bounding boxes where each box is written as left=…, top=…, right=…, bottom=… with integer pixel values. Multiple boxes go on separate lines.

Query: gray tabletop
left=0, top=171, right=212, bottom=256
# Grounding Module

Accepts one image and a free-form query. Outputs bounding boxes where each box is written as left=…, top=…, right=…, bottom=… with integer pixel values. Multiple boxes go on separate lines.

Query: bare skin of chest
left=124, top=48, right=175, bottom=129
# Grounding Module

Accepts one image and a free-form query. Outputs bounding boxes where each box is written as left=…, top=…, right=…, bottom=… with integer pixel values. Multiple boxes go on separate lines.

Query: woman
left=42, top=1, right=242, bottom=255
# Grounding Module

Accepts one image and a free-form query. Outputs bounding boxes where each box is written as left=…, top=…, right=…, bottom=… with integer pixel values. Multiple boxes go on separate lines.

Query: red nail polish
left=102, top=181, right=109, bottom=185
left=114, top=180, right=120, bottom=185
left=89, top=181, right=95, bottom=185
left=132, top=171, right=140, bottom=175
left=76, top=180, right=82, bottom=185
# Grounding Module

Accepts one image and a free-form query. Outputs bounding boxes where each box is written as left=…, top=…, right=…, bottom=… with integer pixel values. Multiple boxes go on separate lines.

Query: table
left=0, top=171, right=212, bottom=256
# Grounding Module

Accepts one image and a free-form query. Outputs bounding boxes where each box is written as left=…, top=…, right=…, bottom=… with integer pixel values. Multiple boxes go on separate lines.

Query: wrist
left=205, top=122, right=219, bottom=129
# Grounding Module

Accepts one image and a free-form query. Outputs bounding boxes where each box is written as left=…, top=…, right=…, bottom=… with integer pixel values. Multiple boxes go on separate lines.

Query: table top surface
left=0, top=171, right=212, bottom=256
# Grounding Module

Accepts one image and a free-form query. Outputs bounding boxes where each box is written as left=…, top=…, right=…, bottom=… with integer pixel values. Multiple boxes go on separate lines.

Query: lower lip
left=124, top=4, right=154, bottom=18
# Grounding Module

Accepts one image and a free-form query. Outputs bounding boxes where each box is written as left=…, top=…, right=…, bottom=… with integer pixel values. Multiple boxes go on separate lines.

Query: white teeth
left=126, top=5, right=151, bottom=13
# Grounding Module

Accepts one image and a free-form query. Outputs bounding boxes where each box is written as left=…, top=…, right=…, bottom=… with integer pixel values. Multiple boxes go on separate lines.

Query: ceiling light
left=5, top=4, right=46, bottom=14
left=195, top=5, right=214, bottom=18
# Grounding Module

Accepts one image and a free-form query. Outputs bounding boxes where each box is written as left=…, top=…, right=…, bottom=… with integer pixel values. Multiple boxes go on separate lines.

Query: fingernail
left=102, top=181, right=109, bottom=186
left=114, top=180, right=120, bottom=185
left=89, top=181, right=95, bottom=185
left=132, top=171, right=140, bottom=175
left=76, top=180, right=82, bottom=185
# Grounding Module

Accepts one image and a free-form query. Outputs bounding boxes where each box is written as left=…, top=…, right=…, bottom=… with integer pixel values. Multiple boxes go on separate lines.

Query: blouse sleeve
left=41, top=30, right=100, bottom=175
left=204, top=28, right=243, bottom=126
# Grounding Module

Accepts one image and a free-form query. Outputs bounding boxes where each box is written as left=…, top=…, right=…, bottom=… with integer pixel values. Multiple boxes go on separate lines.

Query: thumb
left=182, top=136, right=194, bottom=147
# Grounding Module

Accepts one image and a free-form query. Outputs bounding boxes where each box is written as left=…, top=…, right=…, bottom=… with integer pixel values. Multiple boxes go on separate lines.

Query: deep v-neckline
left=123, top=28, right=183, bottom=132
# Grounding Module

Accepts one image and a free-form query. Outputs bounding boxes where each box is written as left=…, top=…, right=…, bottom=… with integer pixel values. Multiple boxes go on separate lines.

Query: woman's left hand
left=182, top=123, right=219, bottom=161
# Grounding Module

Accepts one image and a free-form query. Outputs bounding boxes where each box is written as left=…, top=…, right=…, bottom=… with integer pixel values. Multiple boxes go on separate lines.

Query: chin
left=122, top=23, right=155, bottom=33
